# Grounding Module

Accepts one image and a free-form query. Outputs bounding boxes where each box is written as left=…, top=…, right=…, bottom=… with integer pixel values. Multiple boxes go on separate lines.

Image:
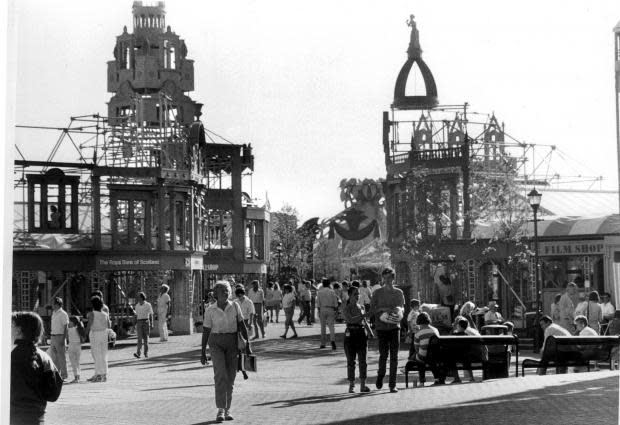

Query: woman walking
left=585, top=291, right=603, bottom=334
left=201, top=281, right=251, bottom=422
left=86, top=296, right=111, bottom=382
left=280, top=284, right=298, bottom=339
left=272, top=283, right=283, bottom=323
left=342, top=286, right=370, bottom=393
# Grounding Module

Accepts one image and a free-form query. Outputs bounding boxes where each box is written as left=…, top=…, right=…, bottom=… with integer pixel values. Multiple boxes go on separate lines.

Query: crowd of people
left=10, top=273, right=620, bottom=424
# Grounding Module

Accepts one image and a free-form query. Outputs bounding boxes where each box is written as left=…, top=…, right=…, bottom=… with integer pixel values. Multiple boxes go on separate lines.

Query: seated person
left=538, top=315, right=571, bottom=375
left=484, top=302, right=503, bottom=325
left=607, top=310, right=620, bottom=369
left=406, top=299, right=421, bottom=359
left=410, top=312, right=442, bottom=386
left=446, top=317, right=476, bottom=383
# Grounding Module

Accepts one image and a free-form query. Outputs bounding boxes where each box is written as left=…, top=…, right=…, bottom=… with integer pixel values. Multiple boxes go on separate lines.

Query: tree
left=270, top=204, right=302, bottom=280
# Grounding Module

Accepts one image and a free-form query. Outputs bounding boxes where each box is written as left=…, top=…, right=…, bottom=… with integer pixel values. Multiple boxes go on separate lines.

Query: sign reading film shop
left=96, top=253, right=203, bottom=271
left=539, top=240, right=605, bottom=257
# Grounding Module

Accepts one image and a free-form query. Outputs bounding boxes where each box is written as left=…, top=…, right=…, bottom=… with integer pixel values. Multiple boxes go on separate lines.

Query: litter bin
left=481, top=325, right=510, bottom=379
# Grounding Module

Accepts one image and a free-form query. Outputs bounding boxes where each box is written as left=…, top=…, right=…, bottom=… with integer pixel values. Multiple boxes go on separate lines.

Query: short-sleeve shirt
left=370, top=286, right=405, bottom=331
left=248, top=288, right=265, bottom=304
left=579, top=326, right=598, bottom=336
left=135, top=302, right=154, bottom=320
left=51, top=308, right=69, bottom=335
left=282, top=292, right=296, bottom=309
left=235, top=296, right=255, bottom=319
left=204, top=301, right=243, bottom=333
left=157, top=293, right=171, bottom=315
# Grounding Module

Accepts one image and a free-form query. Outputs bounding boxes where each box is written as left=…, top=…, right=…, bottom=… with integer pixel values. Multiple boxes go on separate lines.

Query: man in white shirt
left=133, top=292, right=154, bottom=359
left=601, top=292, right=616, bottom=323
left=484, top=302, right=503, bottom=325
left=234, top=287, right=255, bottom=335
left=157, top=284, right=171, bottom=342
left=317, top=279, right=339, bottom=350
left=247, top=280, right=265, bottom=339
left=575, top=315, right=598, bottom=336
left=538, top=315, right=571, bottom=375
left=49, top=297, right=69, bottom=380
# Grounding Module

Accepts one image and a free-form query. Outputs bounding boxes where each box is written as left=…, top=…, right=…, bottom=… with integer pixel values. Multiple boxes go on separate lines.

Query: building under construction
left=382, top=16, right=620, bottom=328
left=12, top=1, right=270, bottom=335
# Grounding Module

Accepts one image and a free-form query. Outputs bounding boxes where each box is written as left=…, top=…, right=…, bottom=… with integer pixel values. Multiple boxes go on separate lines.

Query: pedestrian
left=248, top=280, right=266, bottom=339
left=342, top=286, right=371, bottom=393
left=550, top=293, right=562, bottom=323
left=234, top=286, right=255, bottom=333
left=370, top=267, right=405, bottom=392
left=11, top=311, right=64, bottom=425
left=297, top=280, right=312, bottom=326
left=272, top=282, right=283, bottom=323
left=265, top=282, right=276, bottom=322
left=309, top=280, right=318, bottom=324
left=133, top=292, right=154, bottom=359
left=317, top=278, right=339, bottom=350
left=359, top=281, right=372, bottom=315
left=91, top=290, right=109, bottom=314
left=157, top=284, right=171, bottom=342
left=558, top=282, right=577, bottom=332
left=67, top=316, right=85, bottom=383
left=48, top=296, right=69, bottom=381
left=201, top=281, right=251, bottom=422
left=85, top=295, right=112, bottom=382
left=585, top=291, right=603, bottom=334
left=280, top=284, right=299, bottom=339
left=406, top=299, right=421, bottom=358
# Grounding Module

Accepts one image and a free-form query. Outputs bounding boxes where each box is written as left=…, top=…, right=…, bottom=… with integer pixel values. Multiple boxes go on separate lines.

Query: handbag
left=238, top=353, right=257, bottom=373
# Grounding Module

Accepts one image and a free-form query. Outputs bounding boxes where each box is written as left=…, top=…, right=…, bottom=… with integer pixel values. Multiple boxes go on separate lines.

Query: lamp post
left=528, top=188, right=542, bottom=353
left=276, top=242, right=283, bottom=280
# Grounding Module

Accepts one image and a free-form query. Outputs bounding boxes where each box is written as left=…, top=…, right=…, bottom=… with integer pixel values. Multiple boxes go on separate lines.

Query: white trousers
left=89, top=330, right=109, bottom=375
left=67, top=342, right=81, bottom=378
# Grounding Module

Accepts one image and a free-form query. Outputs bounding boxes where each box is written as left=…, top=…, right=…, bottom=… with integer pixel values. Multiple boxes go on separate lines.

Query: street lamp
left=276, top=242, right=283, bottom=279
left=528, top=188, right=542, bottom=353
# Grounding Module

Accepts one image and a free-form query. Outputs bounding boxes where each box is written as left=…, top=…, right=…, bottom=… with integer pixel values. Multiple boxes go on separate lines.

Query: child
left=68, top=316, right=85, bottom=383
left=11, top=311, right=64, bottom=425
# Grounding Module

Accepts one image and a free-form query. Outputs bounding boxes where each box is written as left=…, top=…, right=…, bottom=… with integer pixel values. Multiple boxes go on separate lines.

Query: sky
left=8, top=0, right=620, bottom=223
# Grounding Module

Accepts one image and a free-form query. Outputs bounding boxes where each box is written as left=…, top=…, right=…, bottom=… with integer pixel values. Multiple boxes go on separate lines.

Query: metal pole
left=533, top=206, right=541, bottom=353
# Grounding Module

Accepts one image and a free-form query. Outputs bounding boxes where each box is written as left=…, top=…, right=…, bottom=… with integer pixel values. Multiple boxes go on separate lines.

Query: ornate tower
left=107, top=1, right=200, bottom=128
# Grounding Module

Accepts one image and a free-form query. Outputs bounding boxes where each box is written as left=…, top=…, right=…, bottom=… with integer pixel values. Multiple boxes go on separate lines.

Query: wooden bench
left=521, top=335, right=620, bottom=376
left=405, top=335, right=519, bottom=387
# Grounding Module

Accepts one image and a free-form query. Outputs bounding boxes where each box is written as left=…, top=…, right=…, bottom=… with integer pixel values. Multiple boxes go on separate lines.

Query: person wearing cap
left=483, top=302, right=503, bottom=325
left=370, top=267, right=405, bottom=393
left=317, top=278, right=339, bottom=350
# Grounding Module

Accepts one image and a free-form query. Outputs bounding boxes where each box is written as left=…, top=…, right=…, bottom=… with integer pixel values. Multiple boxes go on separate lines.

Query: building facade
left=13, top=1, right=270, bottom=335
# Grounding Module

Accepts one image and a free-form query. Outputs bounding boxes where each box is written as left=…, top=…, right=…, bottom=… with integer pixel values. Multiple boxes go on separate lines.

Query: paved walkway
left=45, top=320, right=619, bottom=425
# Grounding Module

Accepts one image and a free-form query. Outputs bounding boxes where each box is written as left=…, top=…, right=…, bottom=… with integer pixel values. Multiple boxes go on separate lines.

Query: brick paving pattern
left=45, top=321, right=619, bottom=425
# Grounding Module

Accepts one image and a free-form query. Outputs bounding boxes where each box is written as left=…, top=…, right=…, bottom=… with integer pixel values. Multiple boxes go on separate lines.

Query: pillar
left=168, top=270, right=194, bottom=335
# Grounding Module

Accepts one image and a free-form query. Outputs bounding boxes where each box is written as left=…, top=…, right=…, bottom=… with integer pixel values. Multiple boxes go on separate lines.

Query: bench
left=405, top=335, right=519, bottom=387
left=521, top=335, right=620, bottom=376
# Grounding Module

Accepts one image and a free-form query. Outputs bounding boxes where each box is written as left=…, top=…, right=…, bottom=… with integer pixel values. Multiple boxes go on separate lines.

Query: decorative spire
left=406, top=14, right=422, bottom=59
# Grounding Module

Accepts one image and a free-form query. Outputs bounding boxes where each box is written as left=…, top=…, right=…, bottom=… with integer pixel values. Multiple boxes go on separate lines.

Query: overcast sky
left=10, top=0, right=620, bottom=222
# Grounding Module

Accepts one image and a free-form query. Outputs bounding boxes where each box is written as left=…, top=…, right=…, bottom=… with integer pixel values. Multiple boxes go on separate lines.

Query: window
left=110, top=187, right=155, bottom=250
left=27, top=169, right=79, bottom=233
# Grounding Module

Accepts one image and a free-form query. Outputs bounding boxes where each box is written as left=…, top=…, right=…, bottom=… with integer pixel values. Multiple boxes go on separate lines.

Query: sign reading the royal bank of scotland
left=539, top=240, right=605, bottom=257
left=96, top=254, right=201, bottom=270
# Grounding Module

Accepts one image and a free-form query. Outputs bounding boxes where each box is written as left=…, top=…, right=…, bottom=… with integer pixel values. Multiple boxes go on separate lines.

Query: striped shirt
left=414, top=325, right=439, bottom=360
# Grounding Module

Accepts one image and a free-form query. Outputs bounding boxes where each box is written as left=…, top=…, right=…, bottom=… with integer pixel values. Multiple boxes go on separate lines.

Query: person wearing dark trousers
left=370, top=268, right=405, bottom=393
left=248, top=280, right=265, bottom=339
left=201, top=281, right=251, bottom=423
left=133, top=292, right=153, bottom=359
left=342, top=286, right=371, bottom=393
left=297, top=281, right=312, bottom=326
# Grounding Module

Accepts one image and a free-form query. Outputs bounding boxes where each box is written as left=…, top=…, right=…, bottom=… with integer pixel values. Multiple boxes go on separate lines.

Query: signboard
left=539, top=240, right=604, bottom=257
left=96, top=254, right=191, bottom=271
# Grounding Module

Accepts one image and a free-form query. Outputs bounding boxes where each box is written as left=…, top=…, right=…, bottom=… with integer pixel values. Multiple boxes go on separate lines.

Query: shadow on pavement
left=142, top=383, right=213, bottom=391
left=253, top=390, right=382, bottom=408
left=317, top=375, right=619, bottom=425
